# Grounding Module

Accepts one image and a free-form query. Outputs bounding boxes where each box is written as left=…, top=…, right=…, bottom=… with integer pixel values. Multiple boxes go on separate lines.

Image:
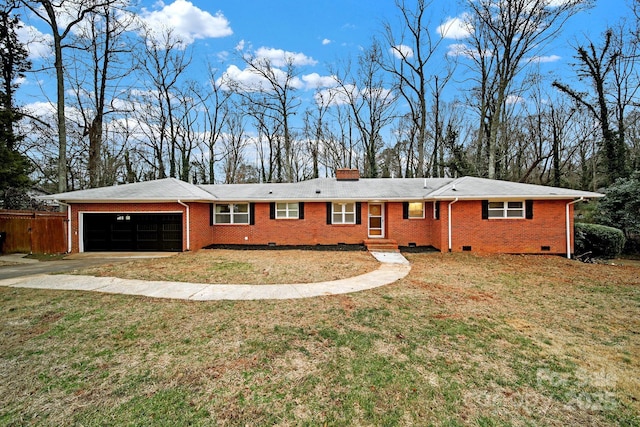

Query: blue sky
left=16, top=0, right=631, bottom=105
left=13, top=0, right=633, bottom=136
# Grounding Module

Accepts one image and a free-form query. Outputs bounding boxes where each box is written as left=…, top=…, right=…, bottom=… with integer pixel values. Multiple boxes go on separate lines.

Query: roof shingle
left=41, top=176, right=603, bottom=203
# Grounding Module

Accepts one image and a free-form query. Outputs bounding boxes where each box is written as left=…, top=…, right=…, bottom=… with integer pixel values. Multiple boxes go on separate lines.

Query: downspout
left=448, top=198, right=459, bottom=252
left=55, top=200, right=72, bottom=253
left=177, top=200, right=190, bottom=251
left=566, top=197, right=584, bottom=259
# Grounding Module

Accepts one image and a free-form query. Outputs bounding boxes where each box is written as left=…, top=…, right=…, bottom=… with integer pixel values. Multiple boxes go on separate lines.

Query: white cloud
left=528, top=54, right=561, bottom=64
left=235, top=39, right=246, bottom=51
left=24, top=101, right=85, bottom=125
left=254, top=47, right=317, bottom=67
left=218, top=64, right=305, bottom=92
left=218, top=47, right=319, bottom=93
left=446, top=43, right=474, bottom=58
left=217, top=50, right=230, bottom=61
left=140, top=0, right=232, bottom=45
left=24, top=101, right=55, bottom=116
left=314, top=86, right=353, bottom=107
left=16, top=22, right=53, bottom=59
left=322, top=38, right=332, bottom=45
left=506, top=95, right=525, bottom=105
left=314, top=84, right=395, bottom=108
left=302, top=73, right=336, bottom=90
left=390, top=44, right=414, bottom=60
left=437, top=14, right=472, bottom=40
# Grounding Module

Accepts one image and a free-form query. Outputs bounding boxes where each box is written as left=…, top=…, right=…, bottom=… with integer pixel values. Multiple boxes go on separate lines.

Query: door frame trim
left=367, top=202, right=385, bottom=238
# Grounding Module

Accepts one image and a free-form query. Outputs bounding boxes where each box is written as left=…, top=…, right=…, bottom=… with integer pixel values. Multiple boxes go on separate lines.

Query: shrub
left=575, top=223, right=626, bottom=259
left=596, top=174, right=640, bottom=254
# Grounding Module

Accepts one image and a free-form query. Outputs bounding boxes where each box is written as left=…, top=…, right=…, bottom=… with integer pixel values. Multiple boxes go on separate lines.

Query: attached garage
left=82, top=213, right=183, bottom=252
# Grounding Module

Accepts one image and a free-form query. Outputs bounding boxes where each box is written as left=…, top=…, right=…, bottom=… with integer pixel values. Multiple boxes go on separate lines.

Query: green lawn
left=1, top=252, right=638, bottom=426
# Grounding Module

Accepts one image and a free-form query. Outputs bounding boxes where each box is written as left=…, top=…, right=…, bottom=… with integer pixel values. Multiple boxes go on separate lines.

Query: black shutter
left=355, top=202, right=362, bottom=225
left=402, top=202, right=409, bottom=219
left=299, top=202, right=304, bottom=219
left=269, top=202, right=276, bottom=220
left=210, top=203, right=214, bottom=225
left=482, top=200, right=489, bottom=220
left=434, top=201, right=440, bottom=220
left=525, top=200, right=534, bottom=220
left=326, top=202, right=332, bottom=224
left=249, top=203, right=255, bottom=225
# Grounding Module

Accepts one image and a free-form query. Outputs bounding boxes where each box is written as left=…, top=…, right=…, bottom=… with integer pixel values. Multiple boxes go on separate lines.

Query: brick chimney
left=336, top=168, right=360, bottom=181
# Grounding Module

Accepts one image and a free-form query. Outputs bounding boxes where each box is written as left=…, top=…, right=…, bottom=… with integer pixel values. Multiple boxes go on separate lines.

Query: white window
left=408, top=202, right=424, bottom=219
left=488, top=201, right=524, bottom=218
left=332, top=202, right=356, bottom=224
left=214, top=203, right=249, bottom=224
left=276, top=202, right=299, bottom=219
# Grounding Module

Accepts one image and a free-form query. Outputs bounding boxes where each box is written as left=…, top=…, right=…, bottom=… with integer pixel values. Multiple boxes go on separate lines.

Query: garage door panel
left=83, top=213, right=182, bottom=252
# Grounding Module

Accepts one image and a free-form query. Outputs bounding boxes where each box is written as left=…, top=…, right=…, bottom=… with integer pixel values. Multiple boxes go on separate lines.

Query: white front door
left=368, top=203, right=385, bottom=238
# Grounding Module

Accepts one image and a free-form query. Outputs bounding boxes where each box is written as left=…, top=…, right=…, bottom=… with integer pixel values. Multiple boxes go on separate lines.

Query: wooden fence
left=0, top=210, right=68, bottom=254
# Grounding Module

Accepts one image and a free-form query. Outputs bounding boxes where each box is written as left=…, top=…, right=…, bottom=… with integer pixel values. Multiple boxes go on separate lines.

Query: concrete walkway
left=0, top=252, right=410, bottom=301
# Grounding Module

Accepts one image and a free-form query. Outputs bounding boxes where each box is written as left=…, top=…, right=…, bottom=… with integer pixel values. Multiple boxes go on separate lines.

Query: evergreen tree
left=0, top=8, right=33, bottom=209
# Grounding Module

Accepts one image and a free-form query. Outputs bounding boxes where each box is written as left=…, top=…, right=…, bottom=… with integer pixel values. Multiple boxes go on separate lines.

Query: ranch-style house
left=42, top=169, right=603, bottom=258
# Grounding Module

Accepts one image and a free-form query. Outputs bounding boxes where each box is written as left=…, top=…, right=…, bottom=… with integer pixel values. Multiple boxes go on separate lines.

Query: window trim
left=213, top=203, right=250, bottom=224
left=332, top=202, right=356, bottom=224
left=407, top=201, right=425, bottom=219
left=487, top=200, right=525, bottom=219
left=275, top=202, right=299, bottom=219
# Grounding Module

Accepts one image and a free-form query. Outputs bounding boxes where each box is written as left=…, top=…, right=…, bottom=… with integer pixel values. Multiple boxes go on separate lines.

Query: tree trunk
left=53, top=33, right=67, bottom=193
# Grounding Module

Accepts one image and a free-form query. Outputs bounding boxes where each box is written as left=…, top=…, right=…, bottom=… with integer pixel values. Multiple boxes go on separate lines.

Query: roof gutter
left=448, top=198, right=459, bottom=252
left=177, top=200, right=190, bottom=251
left=55, top=200, right=72, bottom=253
left=566, top=197, right=585, bottom=259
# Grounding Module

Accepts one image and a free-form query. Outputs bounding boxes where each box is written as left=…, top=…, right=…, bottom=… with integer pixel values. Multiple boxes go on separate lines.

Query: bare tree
left=224, top=50, right=303, bottom=182
left=137, top=25, right=192, bottom=179
left=21, top=0, right=117, bottom=193
left=303, top=87, right=336, bottom=179
left=198, top=68, right=231, bottom=184
left=383, top=0, right=449, bottom=177
left=68, top=1, right=136, bottom=187
left=321, top=102, right=360, bottom=174
left=553, top=26, right=638, bottom=185
left=332, top=40, right=397, bottom=178
left=220, top=111, right=246, bottom=184
left=463, top=0, right=592, bottom=179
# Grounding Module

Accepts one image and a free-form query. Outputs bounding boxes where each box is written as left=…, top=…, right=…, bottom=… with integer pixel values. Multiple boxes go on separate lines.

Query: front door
left=368, top=203, right=385, bottom=238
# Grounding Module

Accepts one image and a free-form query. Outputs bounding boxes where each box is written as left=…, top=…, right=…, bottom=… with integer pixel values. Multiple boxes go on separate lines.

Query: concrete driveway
left=0, top=252, right=412, bottom=301
left=0, top=252, right=175, bottom=280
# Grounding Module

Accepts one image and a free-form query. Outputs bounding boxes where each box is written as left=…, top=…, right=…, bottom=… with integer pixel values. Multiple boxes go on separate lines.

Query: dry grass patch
left=1, top=252, right=638, bottom=426
left=0, top=261, right=20, bottom=267
left=72, top=249, right=378, bottom=284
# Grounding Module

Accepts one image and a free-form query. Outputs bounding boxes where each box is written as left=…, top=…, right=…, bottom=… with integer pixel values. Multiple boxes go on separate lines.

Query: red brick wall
left=212, top=202, right=369, bottom=246
left=335, top=168, right=360, bottom=180
left=385, top=202, right=435, bottom=247
left=68, top=199, right=575, bottom=255
left=189, top=203, right=214, bottom=250
left=437, top=199, right=572, bottom=254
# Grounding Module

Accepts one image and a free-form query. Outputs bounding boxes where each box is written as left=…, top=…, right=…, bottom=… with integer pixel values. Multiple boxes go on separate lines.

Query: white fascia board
left=428, top=194, right=604, bottom=201
left=56, top=198, right=215, bottom=203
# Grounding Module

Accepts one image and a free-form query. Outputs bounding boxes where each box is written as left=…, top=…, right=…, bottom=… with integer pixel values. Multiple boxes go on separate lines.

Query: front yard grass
left=1, top=252, right=638, bottom=426
left=72, top=249, right=379, bottom=285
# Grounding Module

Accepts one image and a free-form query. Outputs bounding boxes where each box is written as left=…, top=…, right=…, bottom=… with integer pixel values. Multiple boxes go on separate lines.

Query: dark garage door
left=83, top=213, right=183, bottom=252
